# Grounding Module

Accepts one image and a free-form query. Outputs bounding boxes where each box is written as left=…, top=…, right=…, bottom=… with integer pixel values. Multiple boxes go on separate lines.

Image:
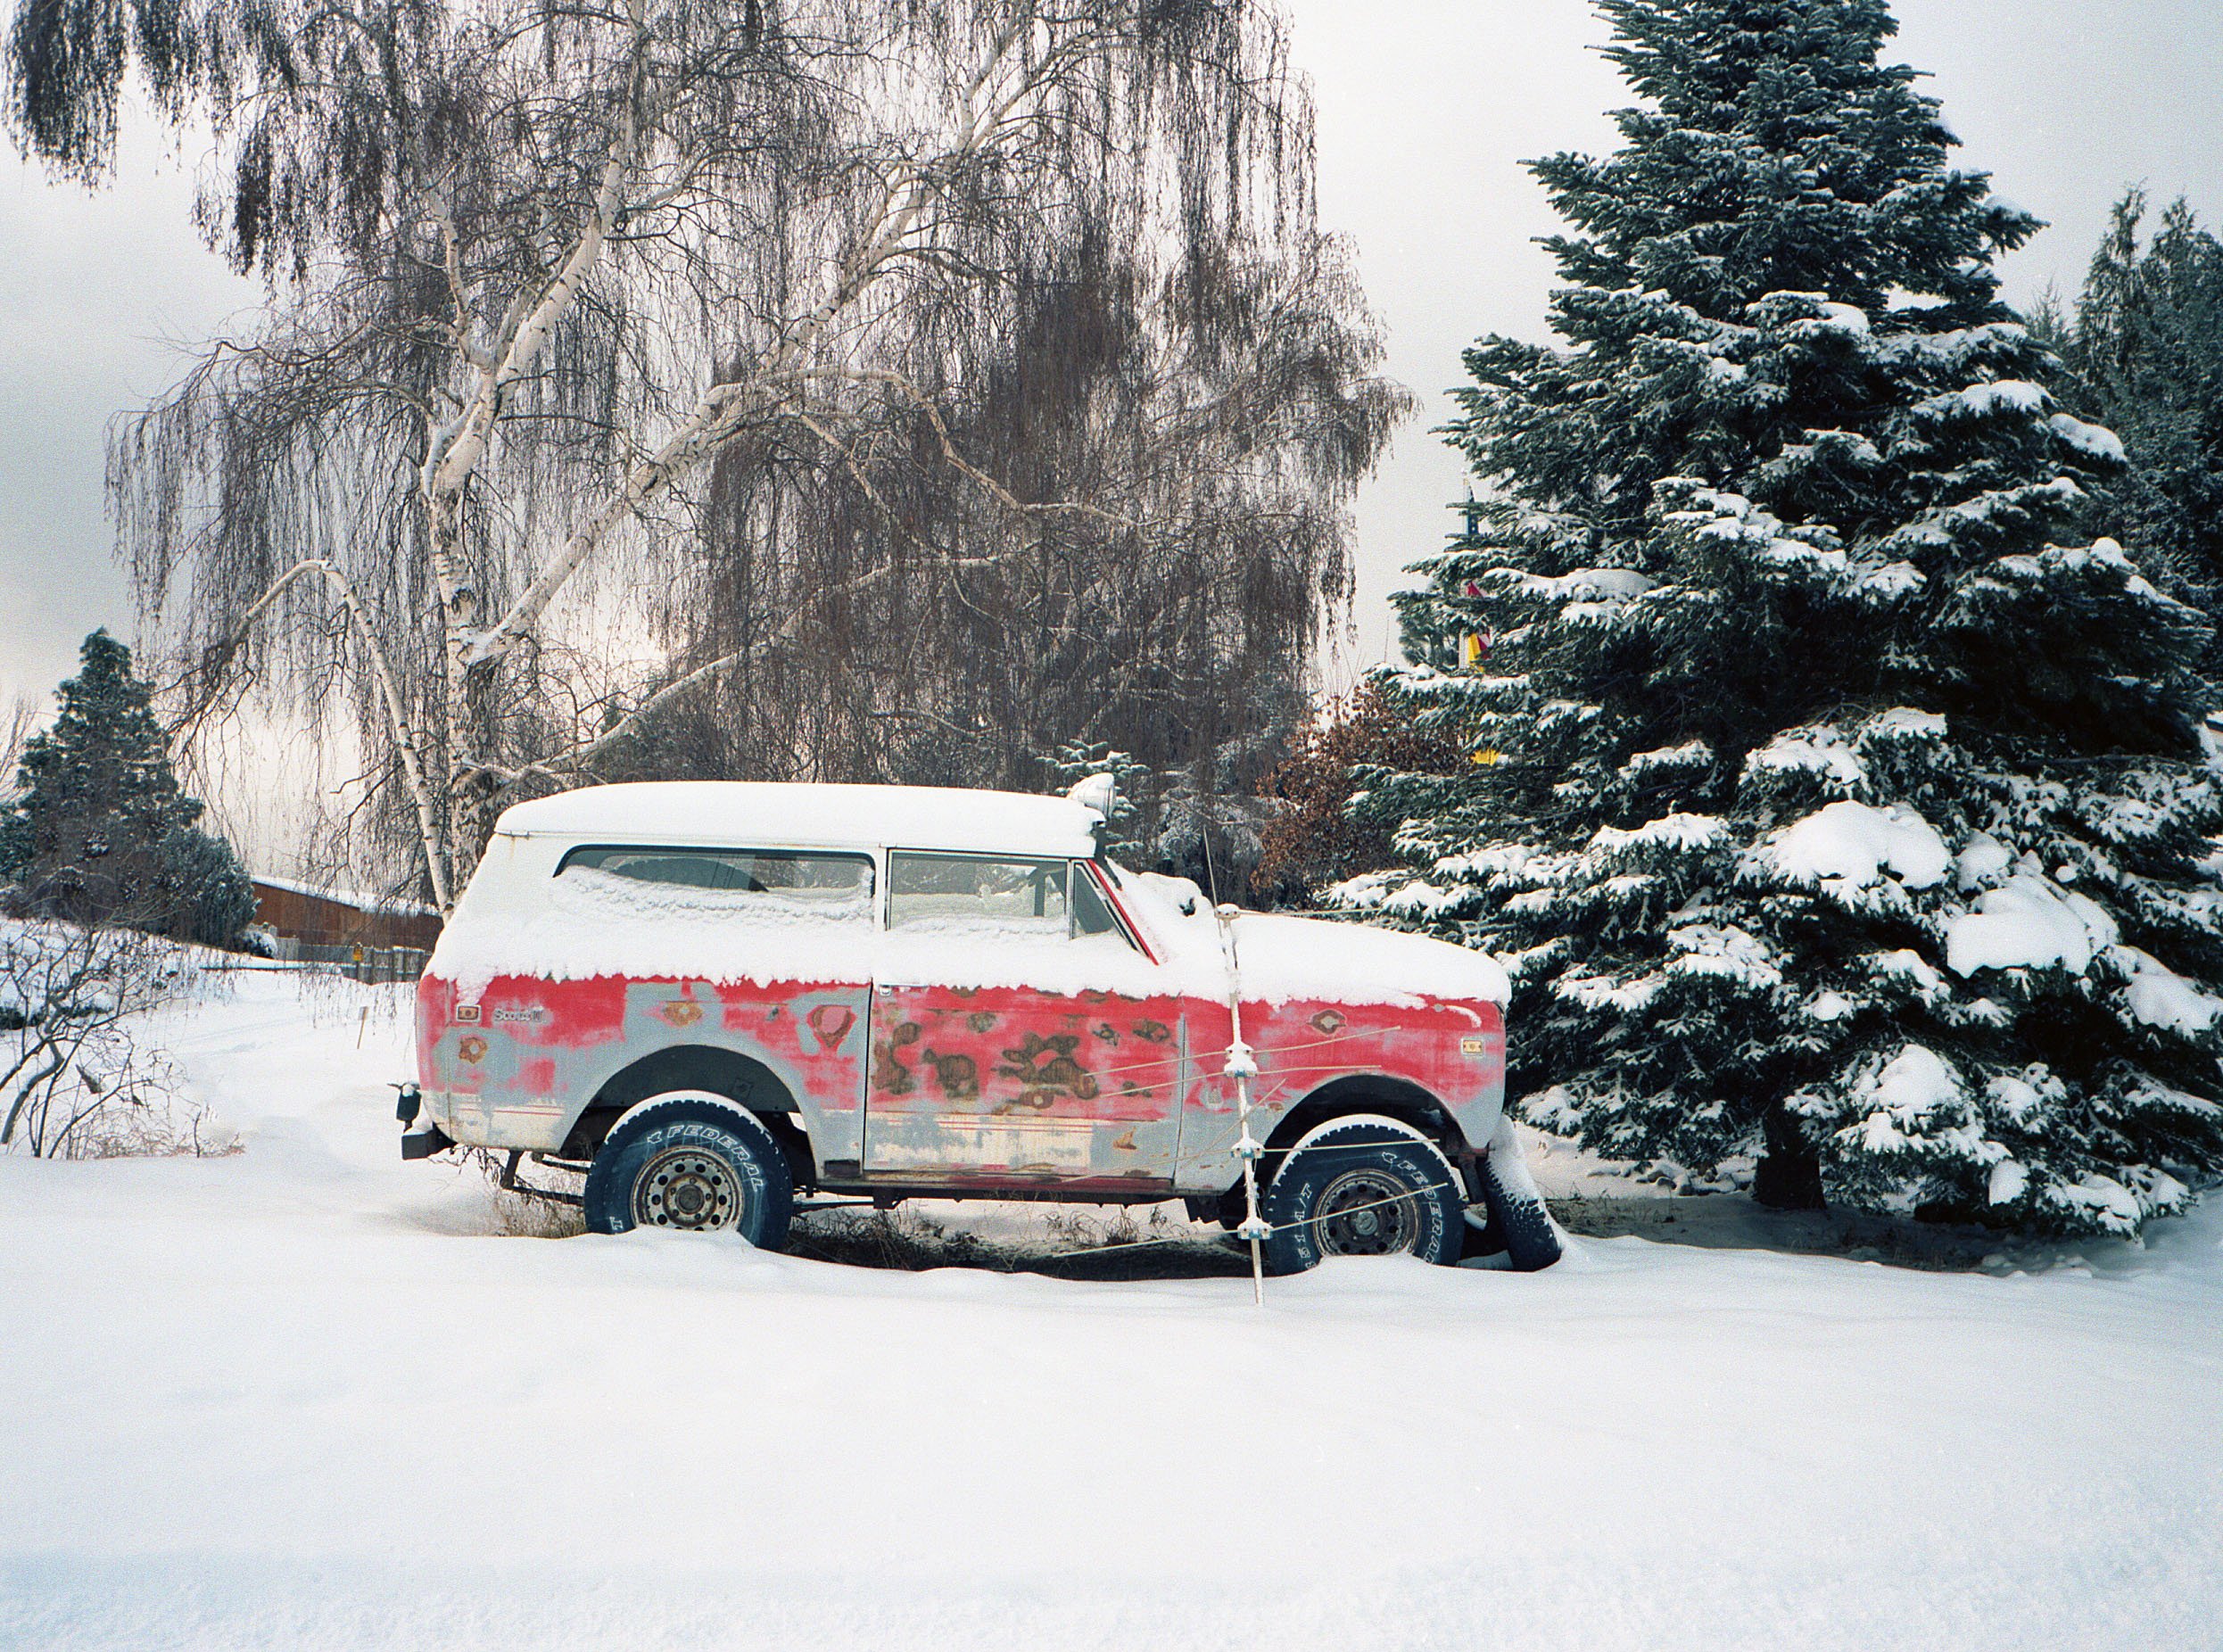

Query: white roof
left=492, top=781, right=1105, bottom=859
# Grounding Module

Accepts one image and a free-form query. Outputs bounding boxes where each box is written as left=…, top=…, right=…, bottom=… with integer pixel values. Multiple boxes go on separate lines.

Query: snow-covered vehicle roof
left=492, top=781, right=1105, bottom=860
left=442, top=792, right=1511, bottom=1010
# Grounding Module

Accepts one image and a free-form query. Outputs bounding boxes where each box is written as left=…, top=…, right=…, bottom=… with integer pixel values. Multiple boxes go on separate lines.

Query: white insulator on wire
left=1213, top=901, right=1269, bottom=1306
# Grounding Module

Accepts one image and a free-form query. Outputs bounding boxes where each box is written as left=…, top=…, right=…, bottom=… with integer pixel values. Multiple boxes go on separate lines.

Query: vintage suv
left=398, top=779, right=1559, bottom=1273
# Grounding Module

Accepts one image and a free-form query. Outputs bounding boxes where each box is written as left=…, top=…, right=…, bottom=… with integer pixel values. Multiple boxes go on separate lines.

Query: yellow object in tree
left=1459, top=632, right=1485, bottom=668
left=1472, top=748, right=1502, bottom=767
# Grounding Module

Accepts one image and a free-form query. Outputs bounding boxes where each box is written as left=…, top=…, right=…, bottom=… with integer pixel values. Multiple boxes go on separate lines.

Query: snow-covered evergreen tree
left=1340, top=0, right=2223, bottom=1236
left=0, top=632, right=256, bottom=949
left=2045, top=191, right=2223, bottom=680
left=1043, top=739, right=1154, bottom=861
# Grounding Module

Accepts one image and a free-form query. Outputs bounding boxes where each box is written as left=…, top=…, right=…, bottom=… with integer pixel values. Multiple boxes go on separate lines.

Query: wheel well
left=1262, top=1076, right=1469, bottom=1159
left=1193, top=1078, right=1471, bottom=1227
left=560, top=1044, right=811, bottom=1185
left=1260, top=1077, right=1468, bottom=1195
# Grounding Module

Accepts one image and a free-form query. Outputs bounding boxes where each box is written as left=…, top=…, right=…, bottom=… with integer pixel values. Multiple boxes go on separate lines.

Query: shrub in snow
left=1253, top=681, right=1467, bottom=904
left=1, top=919, right=209, bottom=1160
left=1335, top=0, right=2223, bottom=1237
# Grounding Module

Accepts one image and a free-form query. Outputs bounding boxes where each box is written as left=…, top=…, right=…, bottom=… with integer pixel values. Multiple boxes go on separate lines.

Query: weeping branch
left=14, top=0, right=1403, bottom=905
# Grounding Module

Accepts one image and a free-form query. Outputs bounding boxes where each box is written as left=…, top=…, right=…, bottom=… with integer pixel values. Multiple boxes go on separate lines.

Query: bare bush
left=0, top=920, right=212, bottom=1159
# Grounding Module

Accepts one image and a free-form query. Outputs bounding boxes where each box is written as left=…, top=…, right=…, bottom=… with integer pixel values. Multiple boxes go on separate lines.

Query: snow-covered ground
left=4, top=971, right=2219, bottom=1651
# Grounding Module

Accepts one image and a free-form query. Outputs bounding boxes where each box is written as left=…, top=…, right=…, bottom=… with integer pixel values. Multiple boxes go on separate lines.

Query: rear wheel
left=1260, top=1115, right=1464, bottom=1275
left=583, top=1094, right=795, bottom=1249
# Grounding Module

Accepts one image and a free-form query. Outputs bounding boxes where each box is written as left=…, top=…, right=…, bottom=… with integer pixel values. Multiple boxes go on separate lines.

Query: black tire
left=1459, top=1201, right=1508, bottom=1260
left=583, top=1094, right=795, bottom=1249
left=1472, top=1144, right=1562, bottom=1272
left=1260, top=1118, right=1464, bottom=1275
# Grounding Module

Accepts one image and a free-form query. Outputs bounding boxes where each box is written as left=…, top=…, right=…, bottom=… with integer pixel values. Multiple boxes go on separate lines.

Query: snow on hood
left=1224, top=912, right=1509, bottom=1007
left=1114, top=874, right=1508, bottom=1007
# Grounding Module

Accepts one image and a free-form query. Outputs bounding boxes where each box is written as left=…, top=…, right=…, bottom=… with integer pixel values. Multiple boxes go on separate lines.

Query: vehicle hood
left=1225, top=911, right=1511, bottom=1008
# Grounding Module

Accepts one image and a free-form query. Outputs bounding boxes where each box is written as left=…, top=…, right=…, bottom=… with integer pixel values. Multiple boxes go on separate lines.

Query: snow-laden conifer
left=1339, top=0, right=2223, bottom=1236
left=2047, top=191, right=2223, bottom=680
left=1, top=632, right=255, bottom=949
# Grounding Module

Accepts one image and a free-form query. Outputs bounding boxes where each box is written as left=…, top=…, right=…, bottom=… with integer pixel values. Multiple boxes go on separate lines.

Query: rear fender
left=428, top=978, right=869, bottom=1162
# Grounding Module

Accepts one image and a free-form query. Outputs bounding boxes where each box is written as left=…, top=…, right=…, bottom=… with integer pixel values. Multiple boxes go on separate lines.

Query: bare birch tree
left=0, top=695, right=36, bottom=794
left=9, top=0, right=1401, bottom=908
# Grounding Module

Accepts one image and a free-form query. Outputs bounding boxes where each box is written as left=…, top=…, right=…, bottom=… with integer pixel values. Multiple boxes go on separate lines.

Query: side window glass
left=557, top=846, right=874, bottom=925
left=1070, top=863, right=1135, bottom=949
left=888, top=853, right=1069, bottom=937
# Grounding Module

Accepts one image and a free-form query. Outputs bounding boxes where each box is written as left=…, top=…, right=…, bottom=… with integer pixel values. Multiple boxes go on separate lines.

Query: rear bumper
left=401, top=1123, right=456, bottom=1161
left=398, top=1082, right=454, bottom=1159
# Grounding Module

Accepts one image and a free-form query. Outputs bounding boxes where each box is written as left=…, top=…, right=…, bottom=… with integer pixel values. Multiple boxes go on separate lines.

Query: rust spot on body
left=806, top=1004, right=856, bottom=1049
left=995, top=1033, right=1100, bottom=1108
left=874, top=1022, right=922, bottom=1094
left=921, top=1049, right=980, bottom=1100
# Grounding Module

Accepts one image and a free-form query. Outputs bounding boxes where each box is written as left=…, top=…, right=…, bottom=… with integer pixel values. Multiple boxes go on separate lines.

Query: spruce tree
left=1044, top=739, right=1155, bottom=862
left=0, top=631, right=256, bottom=948
left=1341, top=0, right=2223, bottom=1237
left=2045, top=191, right=2223, bottom=680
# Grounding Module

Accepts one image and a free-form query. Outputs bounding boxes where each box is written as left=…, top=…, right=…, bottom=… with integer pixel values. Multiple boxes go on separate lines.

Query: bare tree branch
left=22, top=0, right=1403, bottom=905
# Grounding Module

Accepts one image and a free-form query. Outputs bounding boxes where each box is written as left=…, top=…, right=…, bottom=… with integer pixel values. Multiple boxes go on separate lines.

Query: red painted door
left=863, top=852, right=1187, bottom=1190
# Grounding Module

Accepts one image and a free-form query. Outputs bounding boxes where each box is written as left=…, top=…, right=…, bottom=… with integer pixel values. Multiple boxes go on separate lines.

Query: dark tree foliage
left=1, top=632, right=257, bottom=949
left=597, top=218, right=1397, bottom=800
left=1253, top=679, right=1462, bottom=904
left=2044, top=191, right=2223, bottom=682
left=1041, top=739, right=1153, bottom=858
left=6, top=0, right=1402, bottom=910
left=1338, top=0, right=2223, bottom=1238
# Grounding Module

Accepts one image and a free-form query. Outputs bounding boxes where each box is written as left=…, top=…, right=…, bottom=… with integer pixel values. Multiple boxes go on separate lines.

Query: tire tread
left=583, top=1092, right=795, bottom=1248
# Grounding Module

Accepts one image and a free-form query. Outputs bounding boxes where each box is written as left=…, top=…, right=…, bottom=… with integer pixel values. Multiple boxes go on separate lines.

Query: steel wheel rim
left=635, top=1146, right=743, bottom=1232
left=1312, top=1167, right=1422, bottom=1257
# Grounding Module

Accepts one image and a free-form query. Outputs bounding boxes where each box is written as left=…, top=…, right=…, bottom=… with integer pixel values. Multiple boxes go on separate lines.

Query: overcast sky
left=4, top=0, right=2220, bottom=718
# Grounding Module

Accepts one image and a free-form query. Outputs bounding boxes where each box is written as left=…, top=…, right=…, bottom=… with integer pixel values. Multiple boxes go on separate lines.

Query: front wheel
left=583, top=1094, right=795, bottom=1249
left=1260, top=1116, right=1464, bottom=1275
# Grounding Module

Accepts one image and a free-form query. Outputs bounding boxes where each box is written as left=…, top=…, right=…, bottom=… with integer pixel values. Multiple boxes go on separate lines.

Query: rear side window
left=557, top=845, right=874, bottom=924
left=888, top=853, right=1069, bottom=936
